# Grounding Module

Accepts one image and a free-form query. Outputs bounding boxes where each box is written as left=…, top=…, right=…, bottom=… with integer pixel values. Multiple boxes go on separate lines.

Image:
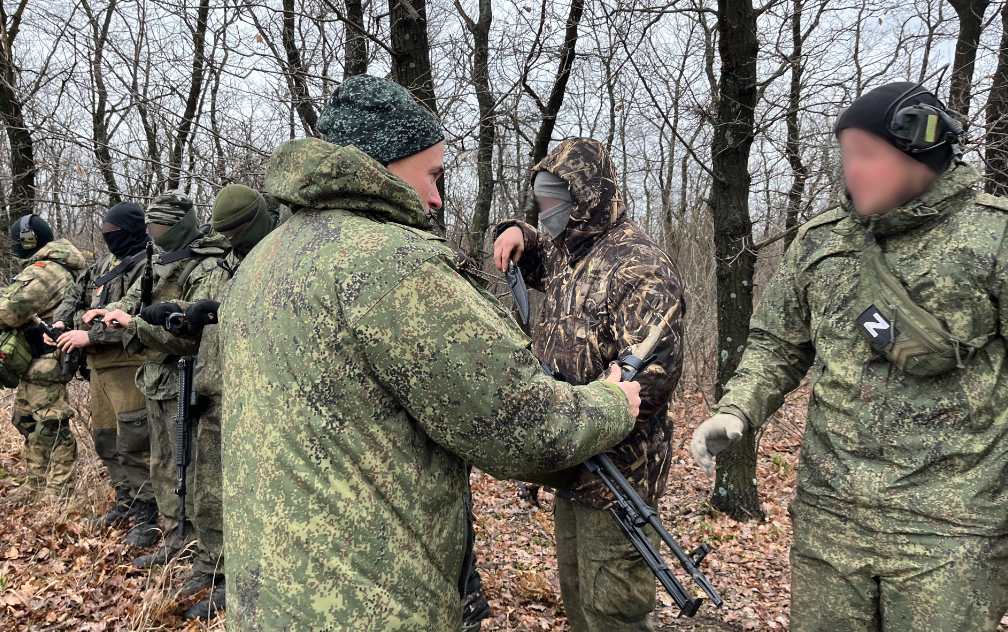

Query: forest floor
left=0, top=380, right=1000, bottom=631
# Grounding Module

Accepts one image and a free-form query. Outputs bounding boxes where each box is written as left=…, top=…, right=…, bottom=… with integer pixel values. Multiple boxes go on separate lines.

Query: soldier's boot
left=462, top=561, right=491, bottom=631
left=183, top=585, right=225, bottom=620
left=41, top=422, right=77, bottom=498
left=133, top=535, right=195, bottom=569
left=91, top=486, right=134, bottom=530
left=124, top=500, right=161, bottom=548
left=172, top=569, right=222, bottom=600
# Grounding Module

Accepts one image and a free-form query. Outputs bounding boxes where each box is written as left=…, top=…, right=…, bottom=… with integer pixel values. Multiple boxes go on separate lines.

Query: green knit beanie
left=317, top=74, right=444, bottom=166
left=212, top=184, right=263, bottom=230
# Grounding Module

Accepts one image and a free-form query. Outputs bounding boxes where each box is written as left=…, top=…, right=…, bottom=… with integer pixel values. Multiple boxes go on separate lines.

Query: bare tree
left=522, top=0, right=585, bottom=227
left=985, top=2, right=1008, bottom=195
left=947, top=0, right=991, bottom=129
left=456, top=0, right=496, bottom=258
left=709, top=0, right=762, bottom=522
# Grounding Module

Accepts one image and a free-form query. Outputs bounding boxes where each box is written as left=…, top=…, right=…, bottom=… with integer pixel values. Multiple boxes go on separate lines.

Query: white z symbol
left=863, top=313, right=890, bottom=338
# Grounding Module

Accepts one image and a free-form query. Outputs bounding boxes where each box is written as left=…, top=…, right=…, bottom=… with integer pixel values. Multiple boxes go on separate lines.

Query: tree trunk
left=948, top=0, right=990, bottom=130
left=985, top=3, right=1008, bottom=196
left=388, top=0, right=443, bottom=228
left=457, top=0, right=496, bottom=259
left=283, top=0, right=319, bottom=136
left=709, top=0, right=762, bottom=521
left=524, top=0, right=584, bottom=228
left=83, top=0, right=122, bottom=206
left=784, top=0, right=807, bottom=252
left=168, top=0, right=211, bottom=190
left=344, top=0, right=368, bottom=78
left=0, top=0, right=35, bottom=223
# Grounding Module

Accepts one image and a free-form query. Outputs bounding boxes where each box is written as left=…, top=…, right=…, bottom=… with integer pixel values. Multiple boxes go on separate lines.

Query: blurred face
left=146, top=223, right=171, bottom=237
left=536, top=196, right=564, bottom=212
left=387, top=141, right=445, bottom=213
left=840, top=128, right=939, bottom=216
left=101, top=222, right=121, bottom=234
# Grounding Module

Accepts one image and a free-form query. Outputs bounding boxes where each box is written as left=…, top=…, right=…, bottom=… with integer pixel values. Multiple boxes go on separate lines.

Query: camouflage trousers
left=192, top=396, right=223, bottom=577
left=90, top=365, right=153, bottom=503
left=554, top=496, right=659, bottom=632
left=147, top=397, right=197, bottom=549
left=12, top=380, right=76, bottom=496
left=789, top=500, right=1008, bottom=632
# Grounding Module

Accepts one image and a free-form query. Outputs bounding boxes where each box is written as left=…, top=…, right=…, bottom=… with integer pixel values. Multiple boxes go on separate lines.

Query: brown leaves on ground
left=5, top=380, right=999, bottom=631
left=0, top=382, right=223, bottom=632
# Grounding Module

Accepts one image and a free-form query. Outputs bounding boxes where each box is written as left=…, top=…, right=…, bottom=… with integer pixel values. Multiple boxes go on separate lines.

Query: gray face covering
left=534, top=171, right=573, bottom=239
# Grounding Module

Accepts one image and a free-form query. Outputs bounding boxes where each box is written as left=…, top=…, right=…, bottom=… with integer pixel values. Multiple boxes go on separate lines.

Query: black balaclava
left=103, top=202, right=149, bottom=258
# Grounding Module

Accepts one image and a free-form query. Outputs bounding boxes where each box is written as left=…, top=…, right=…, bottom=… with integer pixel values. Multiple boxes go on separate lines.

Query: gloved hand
left=690, top=413, right=746, bottom=478
left=139, top=302, right=181, bottom=327
left=184, top=300, right=220, bottom=330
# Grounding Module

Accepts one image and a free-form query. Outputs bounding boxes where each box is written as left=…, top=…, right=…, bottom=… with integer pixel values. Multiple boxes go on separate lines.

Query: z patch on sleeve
left=857, top=304, right=900, bottom=348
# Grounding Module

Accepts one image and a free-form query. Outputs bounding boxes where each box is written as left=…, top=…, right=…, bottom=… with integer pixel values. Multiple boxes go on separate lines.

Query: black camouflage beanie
left=145, top=190, right=195, bottom=226
left=317, top=74, right=444, bottom=166
left=835, top=82, right=955, bottom=173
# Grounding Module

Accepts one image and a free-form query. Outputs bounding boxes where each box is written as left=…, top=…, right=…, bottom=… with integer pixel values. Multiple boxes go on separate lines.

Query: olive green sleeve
left=352, top=255, right=634, bottom=480
left=715, top=240, right=816, bottom=429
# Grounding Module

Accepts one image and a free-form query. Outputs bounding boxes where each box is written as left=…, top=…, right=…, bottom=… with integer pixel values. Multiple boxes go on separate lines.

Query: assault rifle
left=33, top=315, right=77, bottom=377
left=175, top=355, right=199, bottom=537
left=139, top=241, right=154, bottom=312
left=541, top=303, right=723, bottom=617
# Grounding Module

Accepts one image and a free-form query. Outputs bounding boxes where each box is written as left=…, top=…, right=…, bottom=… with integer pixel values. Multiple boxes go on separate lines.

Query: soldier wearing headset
left=690, top=78, right=1008, bottom=630
left=0, top=215, right=86, bottom=498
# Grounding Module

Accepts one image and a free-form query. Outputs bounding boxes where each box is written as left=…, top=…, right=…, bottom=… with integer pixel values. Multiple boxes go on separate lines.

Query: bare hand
left=43, top=321, right=66, bottom=346
left=56, top=329, right=90, bottom=353
left=103, top=309, right=131, bottom=329
left=83, top=309, right=107, bottom=326
left=493, top=226, right=525, bottom=273
left=604, top=365, right=641, bottom=419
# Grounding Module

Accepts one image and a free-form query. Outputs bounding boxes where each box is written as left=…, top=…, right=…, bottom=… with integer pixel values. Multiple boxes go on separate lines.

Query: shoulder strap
left=973, top=192, right=1008, bottom=212
left=91, top=251, right=147, bottom=288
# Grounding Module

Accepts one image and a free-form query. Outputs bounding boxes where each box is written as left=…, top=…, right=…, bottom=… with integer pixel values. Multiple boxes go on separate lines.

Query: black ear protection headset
left=14, top=214, right=38, bottom=251
left=835, top=64, right=963, bottom=158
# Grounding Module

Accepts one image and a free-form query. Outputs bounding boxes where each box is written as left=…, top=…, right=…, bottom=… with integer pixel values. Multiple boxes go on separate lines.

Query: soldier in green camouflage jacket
left=691, top=82, right=1008, bottom=630
left=88, top=191, right=230, bottom=571
left=0, top=215, right=85, bottom=497
left=220, top=74, right=641, bottom=632
left=137, top=185, right=289, bottom=620
left=493, top=138, right=685, bottom=632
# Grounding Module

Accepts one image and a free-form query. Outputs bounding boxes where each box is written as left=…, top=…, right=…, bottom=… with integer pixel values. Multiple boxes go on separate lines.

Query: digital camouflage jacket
left=0, top=239, right=86, bottom=384
left=219, top=138, right=635, bottom=631
left=495, top=138, right=686, bottom=510
left=717, top=162, right=1008, bottom=537
left=54, top=250, right=147, bottom=371
left=105, top=232, right=229, bottom=400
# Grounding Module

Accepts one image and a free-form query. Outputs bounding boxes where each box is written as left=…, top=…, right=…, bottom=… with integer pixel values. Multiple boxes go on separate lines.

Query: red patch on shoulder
left=33, top=262, right=46, bottom=267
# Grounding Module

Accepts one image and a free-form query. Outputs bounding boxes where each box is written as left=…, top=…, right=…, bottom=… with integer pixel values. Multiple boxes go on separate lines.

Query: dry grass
left=0, top=380, right=225, bottom=631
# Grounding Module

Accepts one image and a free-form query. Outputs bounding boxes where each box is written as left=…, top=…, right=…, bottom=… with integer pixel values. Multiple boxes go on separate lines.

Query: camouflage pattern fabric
left=494, top=138, right=686, bottom=510
left=789, top=500, right=1008, bottom=631
left=103, top=233, right=228, bottom=549
left=716, top=160, right=1008, bottom=538
left=144, top=190, right=194, bottom=226
left=554, top=496, right=661, bottom=632
left=1, top=240, right=85, bottom=496
left=104, top=232, right=229, bottom=400
left=54, top=251, right=151, bottom=501
left=146, top=396, right=195, bottom=547
left=219, top=138, right=635, bottom=631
